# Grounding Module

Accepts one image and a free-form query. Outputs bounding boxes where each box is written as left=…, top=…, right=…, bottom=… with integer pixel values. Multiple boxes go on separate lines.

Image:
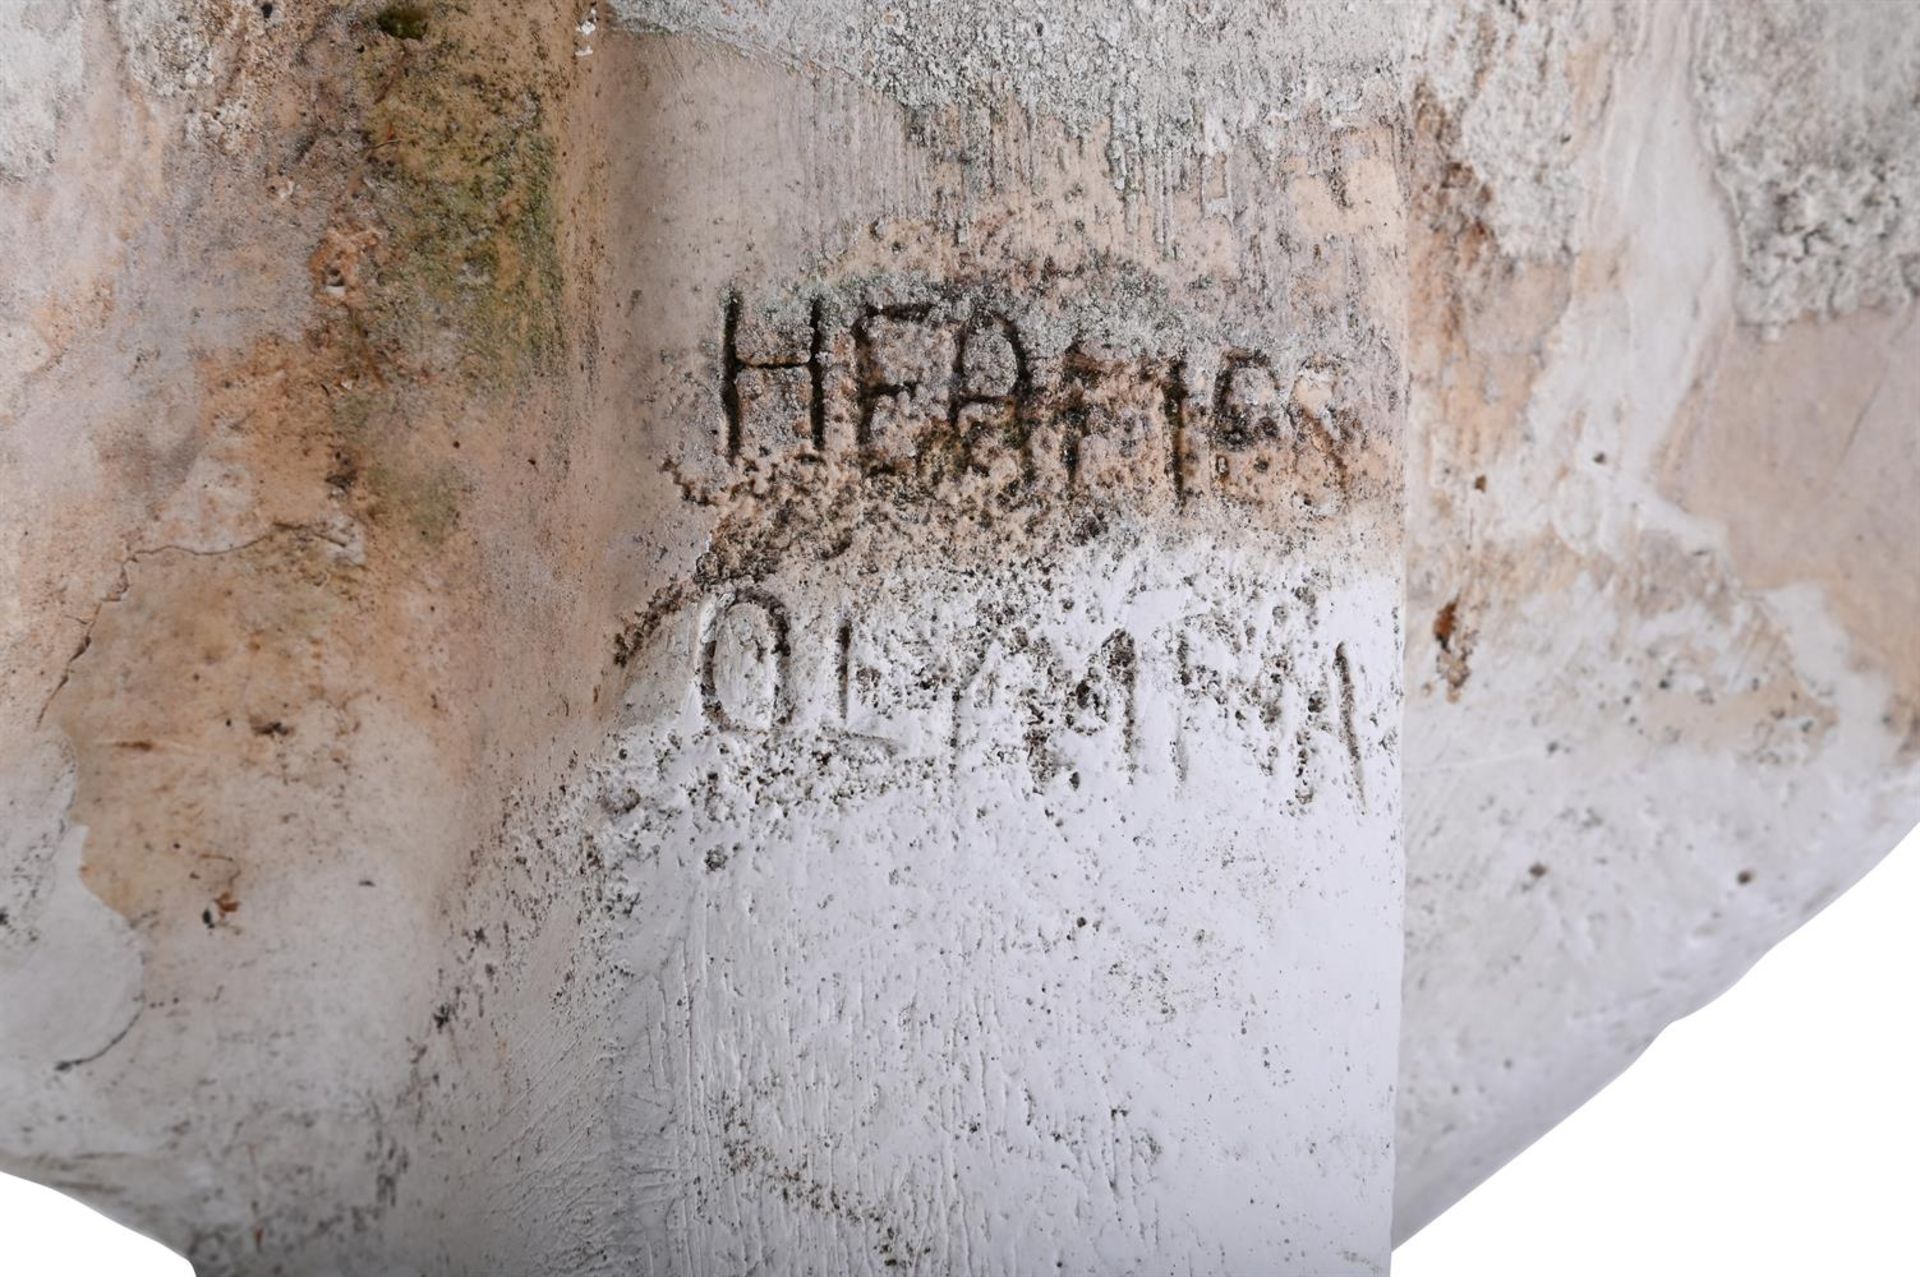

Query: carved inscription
left=700, top=592, right=793, bottom=732
left=723, top=294, right=827, bottom=461
left=718, top=287, right=1364, bottom=506
left=674, top=285, right=1379, bottom=805
left=683, top=587, right=1371, bottom=805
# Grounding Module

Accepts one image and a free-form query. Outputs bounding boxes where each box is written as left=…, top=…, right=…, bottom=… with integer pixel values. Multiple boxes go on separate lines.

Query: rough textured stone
left=3, top=2, right=1404, bottom=1271
left=1396, top=0, right=1920, bottom=1239
left=0, top=1, right=1915, bottom=1272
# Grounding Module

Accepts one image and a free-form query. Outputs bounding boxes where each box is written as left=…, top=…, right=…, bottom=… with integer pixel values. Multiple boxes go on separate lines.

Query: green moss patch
left=361, top=19, right=566, bottom=385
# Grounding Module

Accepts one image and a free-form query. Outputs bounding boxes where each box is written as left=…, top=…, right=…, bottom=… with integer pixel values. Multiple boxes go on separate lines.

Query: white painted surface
left=9, top=824, right=1914, bottom=1273
left=604, top=536, right=1403, bottom=1272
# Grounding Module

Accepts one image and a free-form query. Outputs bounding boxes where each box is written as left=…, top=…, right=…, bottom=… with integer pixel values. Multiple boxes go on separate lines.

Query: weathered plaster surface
left=1397, top=0, right=1920, bottom=1238
left=611, top=0, right=1404, bottom=162
left=0, top=1, right=86, bottom=183
left=1694, top=0, right=1920, bottom=326
left=3, top=2, right=1405, bottom=1271
left=3, top=2, right=625, bottom=1269
left=0, top=0, right=1915, bottom=1270
left=575, top=30, right=1409, bottom=1272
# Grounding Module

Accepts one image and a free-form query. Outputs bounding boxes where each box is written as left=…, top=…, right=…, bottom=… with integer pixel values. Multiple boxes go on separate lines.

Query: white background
left=2, top=825, right=1914, bottom=1275
left=1395, top=822, right=1919, bottom=1276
